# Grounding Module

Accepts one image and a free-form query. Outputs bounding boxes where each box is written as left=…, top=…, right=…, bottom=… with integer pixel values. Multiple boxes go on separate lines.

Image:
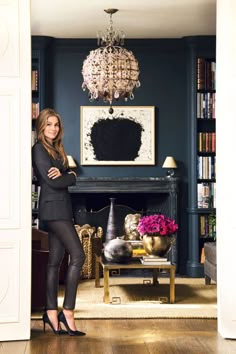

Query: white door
left=0, top=0, right=31, bottom=341
left=217, top=0, right=236, bottom=339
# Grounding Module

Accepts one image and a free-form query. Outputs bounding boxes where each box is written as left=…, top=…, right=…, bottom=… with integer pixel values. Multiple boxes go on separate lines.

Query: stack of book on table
left=140, top=255, right=171, bottom=265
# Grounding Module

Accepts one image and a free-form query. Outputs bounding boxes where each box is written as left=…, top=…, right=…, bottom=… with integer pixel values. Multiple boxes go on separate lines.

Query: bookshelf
left=186, top=37, right=216, bottom=277
left=31, top=37, right=53, bottom=229
left=31, top=50, right=40, bottom=228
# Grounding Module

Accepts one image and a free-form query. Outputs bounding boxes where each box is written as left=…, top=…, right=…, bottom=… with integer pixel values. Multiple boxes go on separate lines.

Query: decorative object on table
left=105, top=198, right=119, bottom=243
left=126, top=240, right=146, bottom=258
left=137, top=214, right=178, bottom=257
left=162, top=156, right=177, bottom=177
left=103, top=237, right=133, bottom=263
left=81, top=8, right=140, bottom=113
left=124, top=213, right=142, bottom=240
left=80, top=106, right=155, bottom=166
left=141, top=236, right=175, bottom=258
left=75, top=224, right=103, bottom=279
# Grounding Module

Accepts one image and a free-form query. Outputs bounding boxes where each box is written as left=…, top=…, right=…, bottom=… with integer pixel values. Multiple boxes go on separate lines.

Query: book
left=200, top=247, right=205, bottom=264
left=132, top=248, right=147, bottom=257
left=32, top=69, right=38, bottom=91
left=140, top=259, right=171, bottom=265
left=197, top=57, right=206, bottom=90
left=142, top=256, right=168, bottom=262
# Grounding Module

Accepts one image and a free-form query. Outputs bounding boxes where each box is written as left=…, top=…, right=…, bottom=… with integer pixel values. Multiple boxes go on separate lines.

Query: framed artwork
left=80, top=106, right=155, bottom=165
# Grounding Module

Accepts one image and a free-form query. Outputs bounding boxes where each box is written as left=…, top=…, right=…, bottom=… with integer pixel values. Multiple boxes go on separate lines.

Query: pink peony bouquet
left=137, top=214, right=178, bottom=236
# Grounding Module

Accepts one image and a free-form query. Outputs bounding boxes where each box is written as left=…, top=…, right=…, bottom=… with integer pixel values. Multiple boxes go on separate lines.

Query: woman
left=32, top=108, right=86, bottom=336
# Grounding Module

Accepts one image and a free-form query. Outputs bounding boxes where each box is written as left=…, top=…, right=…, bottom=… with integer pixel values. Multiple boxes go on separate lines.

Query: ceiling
left=31, top=0, right=216, bottom=39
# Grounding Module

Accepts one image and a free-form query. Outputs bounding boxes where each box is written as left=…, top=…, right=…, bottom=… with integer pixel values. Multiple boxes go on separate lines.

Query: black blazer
left=32, top=142, right=76, bottom=221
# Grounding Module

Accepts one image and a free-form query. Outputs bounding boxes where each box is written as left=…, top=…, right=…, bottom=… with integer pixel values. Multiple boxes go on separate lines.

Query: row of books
left=198, top=132, right=216, bottom=153
left=197, top=57, right=216, bottom=91
left=32, top=70, right=39, bottom=91
left=199, top=214, right=216, bottom=238
left=197, top=156, right=216, bottom=180
left=32, top=102, right=40, bottom=119
left=197, top=92, right=216, bottom=119
left=32, top=184, right=40, bottom=209
left=197, top=182, right=216, bottom=208
left=140, top=256, right=171, bottom=265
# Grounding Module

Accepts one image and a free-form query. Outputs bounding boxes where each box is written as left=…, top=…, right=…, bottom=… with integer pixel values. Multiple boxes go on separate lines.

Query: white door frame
left=0, top=0, right=31, bottom=341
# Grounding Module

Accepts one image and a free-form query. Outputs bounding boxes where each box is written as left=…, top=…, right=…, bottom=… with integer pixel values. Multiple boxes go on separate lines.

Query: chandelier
left=81, top=9, right=141, bottom=112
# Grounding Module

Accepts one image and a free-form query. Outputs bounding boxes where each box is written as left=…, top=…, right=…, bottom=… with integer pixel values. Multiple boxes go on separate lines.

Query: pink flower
left=137, top=214, right=178, bottom=236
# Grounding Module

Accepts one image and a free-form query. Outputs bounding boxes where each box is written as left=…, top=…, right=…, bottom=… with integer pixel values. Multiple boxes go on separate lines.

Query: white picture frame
left=80, top=106, right=155, bottom=166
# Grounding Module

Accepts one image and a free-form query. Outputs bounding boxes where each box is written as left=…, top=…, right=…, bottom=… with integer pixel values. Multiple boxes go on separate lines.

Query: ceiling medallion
left=81, top=9, right=141, bottom=113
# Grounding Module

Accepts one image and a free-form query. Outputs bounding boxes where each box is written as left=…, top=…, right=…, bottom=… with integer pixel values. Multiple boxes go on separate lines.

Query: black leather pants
left=46, top=220, right=85, bottom=310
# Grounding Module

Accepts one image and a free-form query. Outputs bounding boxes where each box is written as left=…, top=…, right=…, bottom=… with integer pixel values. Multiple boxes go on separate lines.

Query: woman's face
left=44, top=115, right=60, bottom=143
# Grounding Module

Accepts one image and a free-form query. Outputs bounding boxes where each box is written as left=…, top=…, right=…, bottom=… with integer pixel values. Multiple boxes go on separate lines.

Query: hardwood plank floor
left=1, top=319, right=236, bottom=354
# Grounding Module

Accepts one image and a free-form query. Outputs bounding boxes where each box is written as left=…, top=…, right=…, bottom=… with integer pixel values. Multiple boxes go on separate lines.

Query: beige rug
left=32, top=277, right=217, bottom=319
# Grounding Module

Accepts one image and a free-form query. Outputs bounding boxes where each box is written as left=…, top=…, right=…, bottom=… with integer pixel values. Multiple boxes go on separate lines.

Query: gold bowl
left=142, top=235, right=175, bottom=257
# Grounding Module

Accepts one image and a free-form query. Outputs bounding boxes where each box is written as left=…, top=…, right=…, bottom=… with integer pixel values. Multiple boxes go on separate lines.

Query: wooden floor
left=1, top=319, right=236, bottom=354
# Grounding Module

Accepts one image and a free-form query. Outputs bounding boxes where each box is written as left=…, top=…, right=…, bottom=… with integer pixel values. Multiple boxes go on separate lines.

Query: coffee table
left=95, top=255, right=176, bottom=304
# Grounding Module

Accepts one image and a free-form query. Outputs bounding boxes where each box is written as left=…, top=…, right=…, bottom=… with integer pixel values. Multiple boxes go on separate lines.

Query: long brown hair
left=36, top=108, right=68, bottom=167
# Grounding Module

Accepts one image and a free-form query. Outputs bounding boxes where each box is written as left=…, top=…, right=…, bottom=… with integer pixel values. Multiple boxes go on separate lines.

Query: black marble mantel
left=69, top=177, right=179, bottom=265
left=69, top=177, right=179, bottom=194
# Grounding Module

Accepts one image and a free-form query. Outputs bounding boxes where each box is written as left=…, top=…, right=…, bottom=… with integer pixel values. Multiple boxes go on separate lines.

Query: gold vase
left=142, top=235, right=175, bottom=257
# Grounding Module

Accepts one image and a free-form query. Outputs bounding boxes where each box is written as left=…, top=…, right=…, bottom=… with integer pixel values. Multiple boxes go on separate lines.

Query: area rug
left=31, top=277, right=217, bottom=319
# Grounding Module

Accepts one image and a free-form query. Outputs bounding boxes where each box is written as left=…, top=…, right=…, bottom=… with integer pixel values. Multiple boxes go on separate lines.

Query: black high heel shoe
left=42, top=312, right=66, bottom=335
left=58, top=311, right=86, bottom=336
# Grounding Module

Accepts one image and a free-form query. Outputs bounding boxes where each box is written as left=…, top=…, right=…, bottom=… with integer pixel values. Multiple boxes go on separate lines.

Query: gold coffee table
left=95, top=255, right=176, bottom=304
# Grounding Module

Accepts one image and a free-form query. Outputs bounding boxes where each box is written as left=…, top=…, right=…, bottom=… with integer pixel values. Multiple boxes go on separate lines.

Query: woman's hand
left=68, top=171, right=77, bottom=177
left=48, top=167, right=62, bottom=179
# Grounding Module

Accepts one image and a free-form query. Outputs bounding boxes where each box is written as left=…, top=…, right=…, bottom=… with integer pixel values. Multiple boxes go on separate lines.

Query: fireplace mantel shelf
left=69, top=177, right=180, bottom=194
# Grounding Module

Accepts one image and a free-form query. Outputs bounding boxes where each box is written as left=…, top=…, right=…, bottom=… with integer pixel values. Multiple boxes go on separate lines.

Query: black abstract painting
left=80, top=106, right=155, bottom=165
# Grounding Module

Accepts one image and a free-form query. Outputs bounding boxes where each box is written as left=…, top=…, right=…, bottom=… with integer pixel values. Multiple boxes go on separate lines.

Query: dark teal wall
left=32, top=36, right=215, bottom=274
left=51, top=38, right=187, bottom=179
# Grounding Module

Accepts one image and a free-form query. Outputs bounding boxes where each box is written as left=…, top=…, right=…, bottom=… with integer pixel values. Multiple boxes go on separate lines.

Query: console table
left=95, top=255, right=176, bottom=304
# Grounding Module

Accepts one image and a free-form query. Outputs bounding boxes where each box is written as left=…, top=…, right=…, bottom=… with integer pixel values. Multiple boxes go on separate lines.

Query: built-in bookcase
left=186, top=37, right=216, bottom=277
left=197, top=57, right=216, bottom=241
left=31, top=52, right=40, bottom=228
left=31, top=37, right=53, bottom=229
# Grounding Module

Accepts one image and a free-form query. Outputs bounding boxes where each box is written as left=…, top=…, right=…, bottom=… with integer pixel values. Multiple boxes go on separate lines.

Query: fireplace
left=69, top=177, right=179, bottom=265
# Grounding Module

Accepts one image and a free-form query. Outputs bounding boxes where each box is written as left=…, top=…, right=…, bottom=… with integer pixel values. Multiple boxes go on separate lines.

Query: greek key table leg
left=103, top=266, right=110, bottom=304
left=169, top=266, right=176, bottom=304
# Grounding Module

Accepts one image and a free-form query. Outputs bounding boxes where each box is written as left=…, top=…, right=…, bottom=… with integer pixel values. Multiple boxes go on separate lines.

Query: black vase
left=105, top=198, right=119, bottom=243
